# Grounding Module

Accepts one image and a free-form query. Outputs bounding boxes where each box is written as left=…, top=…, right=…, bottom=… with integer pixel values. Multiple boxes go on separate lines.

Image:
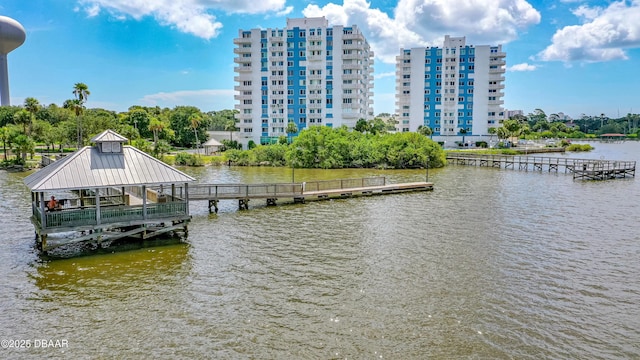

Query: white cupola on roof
left=91, top=129, right=128, bottom=154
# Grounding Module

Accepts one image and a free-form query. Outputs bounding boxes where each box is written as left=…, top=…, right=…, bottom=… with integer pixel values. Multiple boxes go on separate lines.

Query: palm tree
left=13, top=109, right=33, bottom=135
left=73, top=83, right=90, bottom=103
left=188, top=113, right=202, bottom=152
left=148, top=116, right=173, bottom=157
left=0, top=126, right=9, bottom=161
left=496, top=126, right=510, bottom=142
left=488, top=127, right=497, bottom=146
left=459, top=128, right=468, bottom=146
left=224, top=119, right=238, bottom=141
left=23, top=97, right=40, bottom=135
left=286, top=121, right=298, bottom=143
left=72, top=83, right=90, bottom=148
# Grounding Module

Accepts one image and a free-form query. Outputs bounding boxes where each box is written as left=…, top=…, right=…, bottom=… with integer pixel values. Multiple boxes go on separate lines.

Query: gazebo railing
left=34, top=201, right=188, bottom=230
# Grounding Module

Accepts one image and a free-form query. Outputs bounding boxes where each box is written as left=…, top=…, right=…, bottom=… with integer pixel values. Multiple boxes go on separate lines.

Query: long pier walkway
left=188, top=176, right=433, bottom=212
left=446, top=153, right=636, bottom=180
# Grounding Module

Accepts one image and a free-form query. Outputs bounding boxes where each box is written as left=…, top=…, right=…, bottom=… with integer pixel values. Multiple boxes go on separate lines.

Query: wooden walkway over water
left=446, top=153, right=636, bottom=180
left=188, top=177, right=433, bottom=212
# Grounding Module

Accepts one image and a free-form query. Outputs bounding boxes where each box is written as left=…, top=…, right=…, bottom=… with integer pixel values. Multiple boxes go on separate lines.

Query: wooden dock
left=446, top=153, right=636, bottom=180
left=188, top=177, right=434, bottom=212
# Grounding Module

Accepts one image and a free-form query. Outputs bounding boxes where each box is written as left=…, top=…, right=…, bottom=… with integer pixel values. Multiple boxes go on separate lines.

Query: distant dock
left=446, top=153, right=636, bottom=180
left=188, top=177, right=434, bottom=212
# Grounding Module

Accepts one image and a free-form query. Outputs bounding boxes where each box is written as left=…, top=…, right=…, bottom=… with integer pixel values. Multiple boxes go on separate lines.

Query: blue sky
left=2, top=0, right=639, bottom=119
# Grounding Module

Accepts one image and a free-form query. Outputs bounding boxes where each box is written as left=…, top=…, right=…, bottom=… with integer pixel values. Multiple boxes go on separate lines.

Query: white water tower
left=0, top=16, right=26, bottom=106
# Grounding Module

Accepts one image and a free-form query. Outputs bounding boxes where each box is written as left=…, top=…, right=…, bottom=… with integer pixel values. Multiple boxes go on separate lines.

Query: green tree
left=126, top=107, right=152, bottom=139
left=0, top=106, right=21, bottom=127
left=286, top=121, right=298, bottom=142
left=148, top=116, right=174, bottom=156
left=11, top=133, right=35, bottom=163
left=208, top=109, right=238, bottom=131
left=417, top=125, right=433, bottom=138
left=189, top=113, right=203, bottom=151
left=459, top=128, right=468, bottom=145
left=0, top=126, right=10, bottom=161
left=23, top=97, right=40, bottom=135
left=13, top=109, right=34, bottom=135
left=369, top=118, right=386, bottom=135
left=72, top=82, right=90, bottom=148
left=168, top=106, right=206, bottom=148
left=354, top=118, right=370, bottom=133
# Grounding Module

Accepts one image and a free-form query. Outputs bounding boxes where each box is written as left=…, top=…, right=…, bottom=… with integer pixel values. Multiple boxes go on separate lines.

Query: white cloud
left=140, top=89, right=234, bottom=110
left=538, top=1, right=640, bottom=62
left=303, top=0, right=540, bottom=64
left=276, top=6, right=294, bottom=17
left=508, top=63, right=537, bottom=71
left=76, top=0, right=289, bottom=39
left=374, top=71, right=395, bottom=80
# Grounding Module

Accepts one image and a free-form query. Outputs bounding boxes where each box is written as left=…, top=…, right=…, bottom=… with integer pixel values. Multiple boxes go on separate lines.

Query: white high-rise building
left=233, top=17, right=374, bottom=146
left=395, top=36, right=506, bottom=144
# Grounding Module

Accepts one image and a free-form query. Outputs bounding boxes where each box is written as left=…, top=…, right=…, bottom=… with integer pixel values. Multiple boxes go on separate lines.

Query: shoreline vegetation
left=2, top=93, right=636, bottom=172
left=0, top=133, right=602, bottom=172
left=176, top=126, right=448, bottom=169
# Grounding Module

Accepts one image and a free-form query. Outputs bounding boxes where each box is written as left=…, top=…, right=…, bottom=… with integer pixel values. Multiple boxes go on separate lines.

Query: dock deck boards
left=188, top=177, right=434, bottom=212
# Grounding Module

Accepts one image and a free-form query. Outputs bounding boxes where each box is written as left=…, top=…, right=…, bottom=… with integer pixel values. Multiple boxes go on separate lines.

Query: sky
left=1, top=0, right=640, bottom=119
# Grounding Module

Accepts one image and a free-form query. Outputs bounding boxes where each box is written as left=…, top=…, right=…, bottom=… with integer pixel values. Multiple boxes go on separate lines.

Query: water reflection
left=31, top=242, right=190, bottom=300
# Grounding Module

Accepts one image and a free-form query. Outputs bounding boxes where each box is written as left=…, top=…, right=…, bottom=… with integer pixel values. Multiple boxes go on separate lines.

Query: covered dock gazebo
left=24, top=130, right=195, bottom=251
left=202, top=137, right=223, bottom=155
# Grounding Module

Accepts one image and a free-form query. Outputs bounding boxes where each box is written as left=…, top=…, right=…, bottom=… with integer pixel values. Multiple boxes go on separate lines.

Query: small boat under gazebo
left=23, top=130, right=195, bottom=252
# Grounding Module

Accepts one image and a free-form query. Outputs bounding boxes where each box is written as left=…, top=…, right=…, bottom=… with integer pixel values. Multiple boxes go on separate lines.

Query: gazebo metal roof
left=203, top=138, right=223, bottom=147
left=91, top=129, right=128, bottom=142
left=24, top=145, right=195, bottom=191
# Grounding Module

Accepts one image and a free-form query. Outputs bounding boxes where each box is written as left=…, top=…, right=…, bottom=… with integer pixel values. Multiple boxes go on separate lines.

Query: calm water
left=1, top=142, right=639, bottom=359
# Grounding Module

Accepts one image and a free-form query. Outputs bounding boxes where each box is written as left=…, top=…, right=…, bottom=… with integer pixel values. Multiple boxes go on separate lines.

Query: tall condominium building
left=395, top=36, right=506, bottom=143
left=234, top=17, right=374, bottom=146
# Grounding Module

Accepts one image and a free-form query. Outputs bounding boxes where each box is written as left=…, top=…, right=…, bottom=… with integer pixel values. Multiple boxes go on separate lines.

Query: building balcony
left=233, top=37, right=252, bottom=45
left=342, top=53, right=361, bottom=60
left=308, top=34, right=322, bottom=41
left=307, top=45, right=323, bottom=51
left=234, top=66, right=253, bottom=73
left=234, top=57, right=252, bottom=64
left=234, top=94, right=253, bottom=101
left=234, top=85, right=253, bottom=92
left=492, top=51, right=506, bottom=58
left=342, top=43, right=361, bottom=50
left=343, top=33, right=364, bottom=41
left=234, top=47, right=252, bottom=54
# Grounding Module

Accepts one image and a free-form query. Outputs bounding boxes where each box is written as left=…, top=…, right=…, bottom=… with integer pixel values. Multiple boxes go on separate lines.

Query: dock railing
left=188, top=177, right=388, bottom=200
left=34, top=201, right=188, bottom=230
left=302, top=177, right=386, bottom=192
left=188, top=183, right=303, bottom=200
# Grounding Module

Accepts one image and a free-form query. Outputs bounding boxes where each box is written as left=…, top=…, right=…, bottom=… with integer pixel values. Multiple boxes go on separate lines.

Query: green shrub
left=566, top=143, right=594, bottom=152
left=174, top=152, right=204, bottom=166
